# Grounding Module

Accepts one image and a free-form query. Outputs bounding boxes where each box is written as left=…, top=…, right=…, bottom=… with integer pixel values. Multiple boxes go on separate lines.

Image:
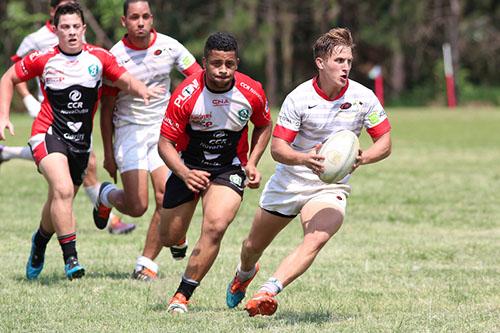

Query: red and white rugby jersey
left=15, top=44, right=126, bottom=153
left=103, top=30, right=201, bottom=127
left=11, top=21, right=87, bottom=102
left=273, top=77, right=391, bottom=182
left=160, top=70, right=271, bottom=170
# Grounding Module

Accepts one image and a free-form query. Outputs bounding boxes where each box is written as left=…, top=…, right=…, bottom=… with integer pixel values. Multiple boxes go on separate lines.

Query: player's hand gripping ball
left=318, top=130, right=359, bottom=184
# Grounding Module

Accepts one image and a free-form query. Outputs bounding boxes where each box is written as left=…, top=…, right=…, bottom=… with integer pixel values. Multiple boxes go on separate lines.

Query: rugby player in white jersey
left=0, top=3, right=164, bottom=280
left=225, top=27, right=392, bottom=316
left=95, top=0, right=202, bottom=281
left=0, top=0, right=135, bottom=235
left=158, top=32, right=272, bottom=313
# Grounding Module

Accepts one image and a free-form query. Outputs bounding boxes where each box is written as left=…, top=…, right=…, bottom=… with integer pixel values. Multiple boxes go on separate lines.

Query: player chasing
left=0, top=0, right=135, bottom=235
left=225, top=27, right=392, bottom=316
left=95, top=0, right=202, bottom=281
left=157, top=32, right=272, bottom=313
left=0, top=3, right=164, bottom=280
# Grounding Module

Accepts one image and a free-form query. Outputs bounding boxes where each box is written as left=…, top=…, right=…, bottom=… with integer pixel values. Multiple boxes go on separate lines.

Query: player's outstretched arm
left=158, top=136, right=210, bottom=193
left=100, top=94, right=118, bottom=182
left=352, top=132, right=391, bottom=170
left=0, top=66, right=23, bottom=140
left=114, top=72, right=165, bottom=106
left=245, top=122, right=272, bottom=188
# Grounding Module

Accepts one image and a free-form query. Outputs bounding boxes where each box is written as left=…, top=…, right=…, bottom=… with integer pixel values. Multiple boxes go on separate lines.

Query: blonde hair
left=313, top=28, right=354, bottom=60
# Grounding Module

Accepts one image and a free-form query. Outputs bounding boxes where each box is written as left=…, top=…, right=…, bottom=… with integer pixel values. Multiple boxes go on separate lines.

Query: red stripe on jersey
left=102, top=84, right=120, bottom=96
left=236, top=126, right=249, bottom=166
left=182, top=62, right=202, bottom=77
left=15, top=49, right=54, bottom=82
left=273, top=124, right=298, bottom=143
left=121, top=29, right=158, bottom=50
left=10, top=54, right=22, bottom=63
left=31, top=140, right=48, bottom=166
left=312, top=76, right=349, bottom=101
left=366, top=118, right=391, bottom=139
left=234, top=72, right=271, bottom=127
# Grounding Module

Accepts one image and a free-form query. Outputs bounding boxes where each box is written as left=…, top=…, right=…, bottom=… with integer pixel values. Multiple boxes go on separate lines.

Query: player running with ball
left=226, top=27, right=392, bottom=316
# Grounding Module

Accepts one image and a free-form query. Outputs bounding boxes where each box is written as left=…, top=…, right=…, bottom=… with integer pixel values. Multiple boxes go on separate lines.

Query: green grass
left=0, top=107, right=499, bottom=332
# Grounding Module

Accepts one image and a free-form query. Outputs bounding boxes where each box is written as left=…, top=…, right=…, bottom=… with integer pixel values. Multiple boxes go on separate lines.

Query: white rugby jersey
left=104, top=30, right=201, bottom=127
left=160, top=70, right=271, bottom=170
left=16, top=44, right=125, bottom=155
left=273, top=77, right=391, bottom=184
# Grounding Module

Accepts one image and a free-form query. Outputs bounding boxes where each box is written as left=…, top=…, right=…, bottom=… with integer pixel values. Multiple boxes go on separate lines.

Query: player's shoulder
left=284, top=78, right=315, bottom=102
left=234, top=71, right=267, bottom=104
left=84, top=44, right=116, bottom=58
left=171, top=70, right=204, bottom=108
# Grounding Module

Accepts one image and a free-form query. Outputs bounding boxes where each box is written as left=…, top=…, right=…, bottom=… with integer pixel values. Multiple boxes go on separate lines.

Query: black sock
left=176, top=275, right=199, bottom=300
left=31, top=228, right=52, bottom=267
left=58, top=233, right=77, bottom=263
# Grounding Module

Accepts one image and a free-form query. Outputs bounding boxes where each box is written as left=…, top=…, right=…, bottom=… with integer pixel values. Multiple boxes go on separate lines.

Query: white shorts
left=113, top=123, right=164, bottom=173
left=259, top=172, right=351, bottom=217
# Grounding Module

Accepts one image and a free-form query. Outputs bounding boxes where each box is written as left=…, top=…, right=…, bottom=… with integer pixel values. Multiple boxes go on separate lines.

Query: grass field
left=0, top=107, right=499, bottom=332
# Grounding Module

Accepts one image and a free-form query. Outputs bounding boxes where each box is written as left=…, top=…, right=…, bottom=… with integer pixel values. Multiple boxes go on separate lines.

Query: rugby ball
left=318, top=130, right=359, bottom=184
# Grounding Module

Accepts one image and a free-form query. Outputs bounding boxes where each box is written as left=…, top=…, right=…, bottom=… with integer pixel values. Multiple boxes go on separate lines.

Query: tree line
left=1, top=0, right=499, bottom=107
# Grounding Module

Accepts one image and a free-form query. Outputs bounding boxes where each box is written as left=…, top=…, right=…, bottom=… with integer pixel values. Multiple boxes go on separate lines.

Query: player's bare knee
left=202, top=222, right=227, bottom=244
left=127, top=203, right=147, bottom=217
left=242, top=237, right=263, bottom=255
left=51, top=183, right=74, bottom=201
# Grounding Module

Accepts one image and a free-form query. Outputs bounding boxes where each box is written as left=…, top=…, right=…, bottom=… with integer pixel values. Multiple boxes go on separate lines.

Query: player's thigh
left=159, top=199, right=198, bottom=243
left=39, top=153, right=74, bottom=198
left=120, top=169, right=149, bottom=206
left=201, top=183, right=242, bottom=228
left=245, top=207, right=294, bottom=251
left=300, top=197, right=345, bottom=240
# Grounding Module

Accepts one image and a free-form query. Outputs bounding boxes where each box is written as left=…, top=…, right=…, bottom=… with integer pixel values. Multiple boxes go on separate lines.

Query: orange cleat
left=226, top=263, right=260, bottom=308
left=244, top=291, right=278, bottom=317
left=167, top=292, right=189, bottom=314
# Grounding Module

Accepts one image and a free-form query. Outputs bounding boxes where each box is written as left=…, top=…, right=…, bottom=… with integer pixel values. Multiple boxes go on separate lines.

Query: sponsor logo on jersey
left=278, top=114, right=300, bottom=128
left=174, top=79, right=199, bottom=107
left=181, top=55, right=196, bottom=68
left=69, top=90, right=82, bottom=102
left=191, top=113, right=213, bottom=128
left=63, top=133, right=85, bottom=141
left=154, top=49, right=162, bottom=56
left=340, top=102, right=352, bottom=110
left=367, top=112, right=381, bottom=125
left=239, top=81, right=264, bottom=105
left=212, top=98, right=229, bottom=106
left=67, top=121, right=83, bottom=133
left=29, top=51, right=42, bottom=61
left=237, top=108, right=250, bottom=123
left=67, top=90, right=83, bottom=109
left=88, top=64, right=98, bottom=77
left=229, top=173, right=243, bottom=187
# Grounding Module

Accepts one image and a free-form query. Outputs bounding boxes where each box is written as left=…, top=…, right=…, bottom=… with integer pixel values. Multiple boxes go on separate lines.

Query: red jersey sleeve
left=235, top=72, right=271, bottom=127
left=14, top=50, right=47, bottom=82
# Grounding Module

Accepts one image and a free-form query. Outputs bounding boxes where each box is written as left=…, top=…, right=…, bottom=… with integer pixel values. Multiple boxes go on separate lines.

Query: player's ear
left=202, top=57, right=207, bottom=69
left=121, top=16, right=126, bottom=28
left=82, top=24, right=87, bottom=34
left=315, top=57, right=324, bottom=70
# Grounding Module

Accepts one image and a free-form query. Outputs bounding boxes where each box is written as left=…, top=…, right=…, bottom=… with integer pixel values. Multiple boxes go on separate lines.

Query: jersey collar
left=312, top=76, right=349, bottom=101
left=46, top=20, right=55, bottom=33
left=122, top=29, right=158, bottom=50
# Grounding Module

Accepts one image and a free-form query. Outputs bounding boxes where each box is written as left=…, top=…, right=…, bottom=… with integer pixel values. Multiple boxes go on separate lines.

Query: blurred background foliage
left=0, top=0, right=498, bottom=107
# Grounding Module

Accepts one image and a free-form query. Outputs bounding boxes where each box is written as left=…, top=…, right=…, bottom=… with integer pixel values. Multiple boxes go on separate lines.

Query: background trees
left=1, top=0, right=499, bottom=107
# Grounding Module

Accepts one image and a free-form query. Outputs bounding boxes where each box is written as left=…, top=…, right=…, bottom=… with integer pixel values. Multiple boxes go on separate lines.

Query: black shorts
left=163, top=166, right=246, bottom=209
left=30, top=132, right=89, bottom=186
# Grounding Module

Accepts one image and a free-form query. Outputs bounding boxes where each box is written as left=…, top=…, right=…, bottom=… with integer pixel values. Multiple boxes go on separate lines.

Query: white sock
left=259, top=277, right=283, bottom=295
left=135, top=256, right=158, bottom=273
left=84, top=184, right=99, bottom=205
left=236, top=263, right=257, bottom=282
left=100, top=183, right=117, bottom=208
left=1, top=146, right=33, bottom=161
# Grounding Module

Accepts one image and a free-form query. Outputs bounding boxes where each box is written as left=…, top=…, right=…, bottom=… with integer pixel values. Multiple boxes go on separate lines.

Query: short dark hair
left=123, top=0, right=150, bottom=16
left=50, top=0, right=77, bottom=8
left=54, top=2, right=85, bottom=27
left=204, top=32, right=238, bottom=58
